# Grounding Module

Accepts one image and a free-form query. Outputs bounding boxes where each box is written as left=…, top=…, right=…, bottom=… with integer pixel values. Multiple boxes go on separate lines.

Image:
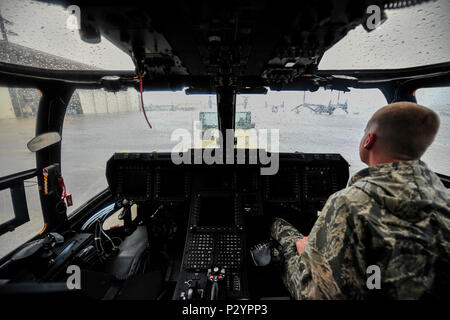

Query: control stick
left=118, top=199, right=133, bottom=235
left=207, top=267, right=225, bottom=300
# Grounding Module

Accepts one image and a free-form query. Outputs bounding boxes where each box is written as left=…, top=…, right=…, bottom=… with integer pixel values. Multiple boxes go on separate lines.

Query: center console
left=173, top=193, right=249, bottom=300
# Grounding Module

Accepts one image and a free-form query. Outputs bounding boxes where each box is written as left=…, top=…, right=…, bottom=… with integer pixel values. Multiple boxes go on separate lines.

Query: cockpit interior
left=0, top=0, right=449, bottom=301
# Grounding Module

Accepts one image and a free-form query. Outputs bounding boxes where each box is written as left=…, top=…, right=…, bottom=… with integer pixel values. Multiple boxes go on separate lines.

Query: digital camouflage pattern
left=271, top=160, right=450, bottom=299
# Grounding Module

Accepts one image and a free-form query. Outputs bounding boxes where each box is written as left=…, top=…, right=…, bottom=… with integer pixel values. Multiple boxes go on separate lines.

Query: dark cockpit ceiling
left=55, top=0, right=428, bottom=92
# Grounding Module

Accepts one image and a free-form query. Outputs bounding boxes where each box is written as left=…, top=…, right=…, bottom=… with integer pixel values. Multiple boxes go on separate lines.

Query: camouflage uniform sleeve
left=270, top=218, right=305, bottom=297
left=271, top=188, right=369, bottom=299
left=271, top=218, right=304, bottom=260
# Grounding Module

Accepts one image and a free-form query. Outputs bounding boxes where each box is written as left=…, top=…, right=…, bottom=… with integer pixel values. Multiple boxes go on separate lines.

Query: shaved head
left=364, top=102, right=440, bottom=161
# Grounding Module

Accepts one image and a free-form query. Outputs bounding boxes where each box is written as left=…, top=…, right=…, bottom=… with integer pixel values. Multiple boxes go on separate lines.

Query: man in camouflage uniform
left=271, top=102, right=450, bottom=299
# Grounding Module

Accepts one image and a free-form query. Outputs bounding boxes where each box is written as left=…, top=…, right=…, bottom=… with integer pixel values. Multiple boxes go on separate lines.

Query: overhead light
left=284, top=62, right=296, bottom=68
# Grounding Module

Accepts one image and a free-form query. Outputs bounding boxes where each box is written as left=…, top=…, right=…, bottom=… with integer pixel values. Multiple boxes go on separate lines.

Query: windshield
left=319, top=0, right=450, bottom=70
left=415, top=86, right=450, bottom=174
left=0, top=0, right=134, bottom=70
left=0, top=86, right=43, bottom=258
left=62, top=90, right=217, bottom=215
left=236, top=88, right=449, bottom=176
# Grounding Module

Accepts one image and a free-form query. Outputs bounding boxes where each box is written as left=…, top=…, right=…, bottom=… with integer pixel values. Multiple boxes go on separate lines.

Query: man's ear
left=363, top=132, right=376, bottom=150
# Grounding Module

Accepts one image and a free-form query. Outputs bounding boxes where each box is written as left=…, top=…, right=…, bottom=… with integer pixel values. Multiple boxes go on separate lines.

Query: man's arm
left=271, top=218, right=304, bottom=261
left=270, top=218, right=306, bottom=298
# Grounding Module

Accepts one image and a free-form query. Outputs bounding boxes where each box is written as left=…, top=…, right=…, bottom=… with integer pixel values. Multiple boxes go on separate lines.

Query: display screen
left=157, top=167, right=186, bottom=199
left=119, top=169, right=150, bottom=200
left=306, top=169, right=333, bottom=198
left=266, top=167, right=298, bottom=200
left=235, top=169, right=257, bottom=192
left=198, top=195, right=235, bottom=227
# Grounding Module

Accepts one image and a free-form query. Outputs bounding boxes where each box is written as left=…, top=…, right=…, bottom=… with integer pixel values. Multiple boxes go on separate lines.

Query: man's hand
left=296, top=236, right=308, bottom=255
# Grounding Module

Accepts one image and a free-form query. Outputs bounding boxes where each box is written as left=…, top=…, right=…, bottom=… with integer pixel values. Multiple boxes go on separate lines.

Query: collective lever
left=207, top=267, right=226, bottom=300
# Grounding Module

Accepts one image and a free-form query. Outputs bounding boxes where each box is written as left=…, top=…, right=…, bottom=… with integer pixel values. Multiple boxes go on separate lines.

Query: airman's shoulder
left=320, top=186, right=375, bottom=221
left=327, top=185, right=373, bottom=207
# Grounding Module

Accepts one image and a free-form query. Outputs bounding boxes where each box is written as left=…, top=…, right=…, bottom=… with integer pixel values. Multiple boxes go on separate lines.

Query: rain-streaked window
left=320, top=0, right=450, bottom=70
left=0, top=0, right=134, bottom=70
left=62, top=89, right=217, bottom=216
left=236, top=89, right=388, bottom=175
left=0, top=86, right=44, bottom=259
left=415, top=86, right=450, bottom=175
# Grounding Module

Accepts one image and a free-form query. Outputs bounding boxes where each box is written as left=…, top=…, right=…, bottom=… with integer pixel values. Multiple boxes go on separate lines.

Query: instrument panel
left=106, top=150, right=349, bottom=220
left=106, top=150, right=349, bottom=300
